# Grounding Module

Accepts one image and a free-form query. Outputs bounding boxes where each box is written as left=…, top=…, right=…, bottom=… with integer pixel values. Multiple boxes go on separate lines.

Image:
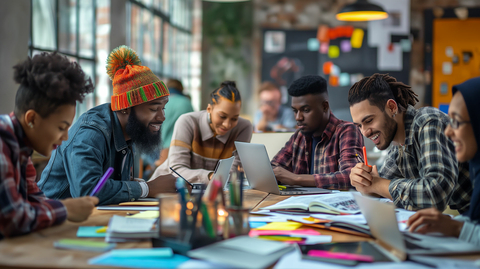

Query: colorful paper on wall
left=351, top=29, right=364, bottom=49
left=328, top=45, right=340, bottom=58
left=340, top=40, right=352, bottom=52
left=339, top=73, right=350, bottom=87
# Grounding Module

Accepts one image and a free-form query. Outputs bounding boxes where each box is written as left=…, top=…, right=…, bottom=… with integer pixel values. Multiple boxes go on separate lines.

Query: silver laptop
left=234, top=141, right=332, bottom=195
left=212, top=156, right=235, bottom=189
left=354, top=193, right=480, bottom=261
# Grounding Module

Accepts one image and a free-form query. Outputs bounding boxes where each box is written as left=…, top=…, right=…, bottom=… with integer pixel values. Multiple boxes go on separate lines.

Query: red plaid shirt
left=271, top=113, right=364, bottom=190
left=0, top=113, right=66, bottom=239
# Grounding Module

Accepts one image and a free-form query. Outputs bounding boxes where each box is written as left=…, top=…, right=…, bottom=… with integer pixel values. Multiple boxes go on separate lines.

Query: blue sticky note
left=77, top=226, right=106, bottom=238
left=89, top=253, right=190, bottom=269
left=339, top=73, right=350, bottom=87
left=108, top=248, right=173, bottom=258
left=308, top=38, right=319, bottom=51
left=250, top=222, right=268, bottom=228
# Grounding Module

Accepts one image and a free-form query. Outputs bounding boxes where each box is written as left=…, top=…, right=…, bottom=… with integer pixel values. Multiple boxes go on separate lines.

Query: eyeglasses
left=449, top=117, right=471, bottom=129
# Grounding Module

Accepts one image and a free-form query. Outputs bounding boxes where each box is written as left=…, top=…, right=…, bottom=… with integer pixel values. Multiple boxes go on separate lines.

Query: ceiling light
left=336, top=0, right=388, bottom=21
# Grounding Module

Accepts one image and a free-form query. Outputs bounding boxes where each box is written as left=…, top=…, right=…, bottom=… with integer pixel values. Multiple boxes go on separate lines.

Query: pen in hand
left=90, top=167, right=114, bottom=196
left=362, top=146, right=372, bottom=168
left=169, top=167, right=194, bottom=187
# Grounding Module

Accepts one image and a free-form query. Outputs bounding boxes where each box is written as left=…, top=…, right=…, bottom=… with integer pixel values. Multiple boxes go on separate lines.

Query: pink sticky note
left=320, top=42, right=329, bottom=54
left=307, top=250, right=374, bottom=262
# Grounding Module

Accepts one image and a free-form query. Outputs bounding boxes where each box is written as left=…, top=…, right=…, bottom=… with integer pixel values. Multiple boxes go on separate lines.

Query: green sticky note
left=54, top=239, right=116, bottom=252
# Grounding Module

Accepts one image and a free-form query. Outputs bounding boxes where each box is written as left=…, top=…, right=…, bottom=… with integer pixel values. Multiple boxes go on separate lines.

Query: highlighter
left=90, top=167, right=114, bottom=196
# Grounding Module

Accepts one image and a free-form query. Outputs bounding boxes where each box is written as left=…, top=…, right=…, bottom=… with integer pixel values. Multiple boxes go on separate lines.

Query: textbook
left=261, top=193, right=361, bottom=215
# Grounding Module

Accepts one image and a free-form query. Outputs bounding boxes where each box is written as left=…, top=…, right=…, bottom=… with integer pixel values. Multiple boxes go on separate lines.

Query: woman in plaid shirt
left=0, top=52, right=98, bottom=239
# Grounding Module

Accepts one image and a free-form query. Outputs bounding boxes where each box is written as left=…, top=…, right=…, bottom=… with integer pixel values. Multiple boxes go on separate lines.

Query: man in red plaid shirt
left=271, top=75, right=364, bottom=190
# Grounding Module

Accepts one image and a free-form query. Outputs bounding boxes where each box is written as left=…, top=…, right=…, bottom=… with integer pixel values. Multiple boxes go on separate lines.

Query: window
left=29, top=0, right=111, bottom=118
left=127, top=0, right=194, bottom=103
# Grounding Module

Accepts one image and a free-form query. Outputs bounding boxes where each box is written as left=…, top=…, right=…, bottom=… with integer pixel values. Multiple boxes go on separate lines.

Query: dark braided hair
left=209, top=80, right=241, bottom=105
left=13, top=52, right=94, bottom=118
left=348, top=73, right=418, bottom=112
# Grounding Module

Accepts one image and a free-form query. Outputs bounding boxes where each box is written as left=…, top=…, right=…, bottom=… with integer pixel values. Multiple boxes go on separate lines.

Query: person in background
left=38, top=46, right=177, bottom=205
left=141, top=79, right=194, bottom=179
left=407, top=77, right=480, bottom=246
left=271, top=75, right=364, bottom=190
left=348, top=73, right=471, bottom=212
left=254, top=81, right=296, bottom=132
left=0, top=52, right=98, bottom=239
left=151, top=81, right=253, bottom=184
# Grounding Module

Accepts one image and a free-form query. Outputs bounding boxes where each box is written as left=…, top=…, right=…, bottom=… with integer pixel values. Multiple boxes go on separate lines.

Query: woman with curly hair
left=0, top=52, right=98, bottom=239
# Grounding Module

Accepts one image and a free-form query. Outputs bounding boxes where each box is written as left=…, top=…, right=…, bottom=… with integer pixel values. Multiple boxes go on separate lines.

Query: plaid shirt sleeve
left=0, top=146, right=67, bottom=238
left=383, top=119, right=458, bottom=211
left=313, top=124, right=364, bottom=190
left=271, top=133, right=296, bottom=171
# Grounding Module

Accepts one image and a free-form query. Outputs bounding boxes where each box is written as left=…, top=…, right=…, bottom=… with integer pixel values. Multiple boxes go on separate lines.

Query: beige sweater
left=151, top=110, right=253, bottom=184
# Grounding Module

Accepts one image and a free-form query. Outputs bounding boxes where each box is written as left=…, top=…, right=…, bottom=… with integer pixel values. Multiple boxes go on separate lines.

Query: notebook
left=234, top=141, right=332, bottom=195
left=354, top=193, right=480, bottom=261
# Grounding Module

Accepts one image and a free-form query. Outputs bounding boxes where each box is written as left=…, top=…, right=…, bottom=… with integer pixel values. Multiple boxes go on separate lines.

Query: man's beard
left=125, top=108, right=162, bottom=156
left=377, top=112, right=397, bottom=150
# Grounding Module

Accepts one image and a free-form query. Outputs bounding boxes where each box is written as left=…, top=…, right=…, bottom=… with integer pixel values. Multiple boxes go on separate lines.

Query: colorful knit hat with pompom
left=107, top=45, right=169, bottom=111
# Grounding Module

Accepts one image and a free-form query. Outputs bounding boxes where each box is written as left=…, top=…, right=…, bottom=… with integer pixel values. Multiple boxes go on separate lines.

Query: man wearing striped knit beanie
left=39, top=46, right=179, bottom=205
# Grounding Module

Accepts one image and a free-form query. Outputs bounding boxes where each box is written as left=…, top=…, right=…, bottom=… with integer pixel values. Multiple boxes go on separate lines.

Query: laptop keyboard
left=405, top=238, right=429, bottom=250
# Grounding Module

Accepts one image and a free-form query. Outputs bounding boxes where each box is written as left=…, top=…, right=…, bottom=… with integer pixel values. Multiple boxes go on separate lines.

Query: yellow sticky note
left=328, top=45, right=340, bottom=58
left=118, top=201, right=158, bottom=206
left=351, top=28, right=364, bottom=49
left=126, top=211, right=159, bottom=219
left=258, top=236, right=304, bottom=241
left=96, top=226, right=107, bottom=233
left=255, top=222, right=303, bottom=231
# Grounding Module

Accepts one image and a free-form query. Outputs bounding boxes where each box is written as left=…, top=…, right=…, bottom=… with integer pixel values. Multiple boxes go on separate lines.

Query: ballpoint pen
left=170, top=166, right=194, bottom=187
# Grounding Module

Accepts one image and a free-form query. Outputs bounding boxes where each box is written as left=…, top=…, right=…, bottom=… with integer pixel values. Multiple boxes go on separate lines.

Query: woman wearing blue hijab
left=407, top=76, right=480, bottom=245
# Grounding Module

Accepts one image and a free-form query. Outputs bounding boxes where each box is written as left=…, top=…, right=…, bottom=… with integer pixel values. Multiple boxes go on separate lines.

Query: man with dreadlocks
left=348, top=73, right=472, bottom=212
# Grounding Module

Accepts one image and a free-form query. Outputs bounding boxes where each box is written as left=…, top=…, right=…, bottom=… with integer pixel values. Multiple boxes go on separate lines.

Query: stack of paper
left=106, top=215, right=158, bottom=243
left=187, top=236, right=294, bottom=269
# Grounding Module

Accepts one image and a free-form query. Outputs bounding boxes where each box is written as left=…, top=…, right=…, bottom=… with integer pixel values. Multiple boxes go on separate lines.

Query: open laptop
left=211, top=156, right=235, bottom=189
left=354, top=193, right=480, bottom=261
left=234, top=141, right=332, bottom=195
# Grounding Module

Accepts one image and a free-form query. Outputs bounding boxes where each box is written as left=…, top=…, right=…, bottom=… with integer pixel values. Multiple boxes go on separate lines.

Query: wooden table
left=0, top=190, right=477, bottom=268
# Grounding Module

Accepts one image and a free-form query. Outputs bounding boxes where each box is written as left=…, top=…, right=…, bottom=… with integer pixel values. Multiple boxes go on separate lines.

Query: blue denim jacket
left=38, top=103, right=142, bottom=205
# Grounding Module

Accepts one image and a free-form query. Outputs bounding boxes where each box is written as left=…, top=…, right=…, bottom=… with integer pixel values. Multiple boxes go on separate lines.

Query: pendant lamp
left=336, top=0, right=388, bottom=21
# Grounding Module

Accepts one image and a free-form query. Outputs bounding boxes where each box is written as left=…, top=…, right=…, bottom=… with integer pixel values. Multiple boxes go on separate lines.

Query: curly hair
left=348, top=73, right=418, bottom=112
left=209, top=80, right=241, bottom=105
left=287, top=75, right=327, bottom=97
left=13, top=52, right=94, bottom=117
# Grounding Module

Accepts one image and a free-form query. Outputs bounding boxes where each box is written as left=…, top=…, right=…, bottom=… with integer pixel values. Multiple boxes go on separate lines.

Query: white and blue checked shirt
left=380, top=105, right=472, bottom=212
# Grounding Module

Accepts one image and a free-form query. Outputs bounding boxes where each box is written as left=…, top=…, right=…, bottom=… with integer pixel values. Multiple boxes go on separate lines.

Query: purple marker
left=90, top=167, right=114, bottom=196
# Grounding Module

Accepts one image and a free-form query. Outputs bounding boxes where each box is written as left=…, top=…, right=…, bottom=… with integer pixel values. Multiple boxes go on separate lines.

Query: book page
left=310, top=193, right=360, bottom=214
